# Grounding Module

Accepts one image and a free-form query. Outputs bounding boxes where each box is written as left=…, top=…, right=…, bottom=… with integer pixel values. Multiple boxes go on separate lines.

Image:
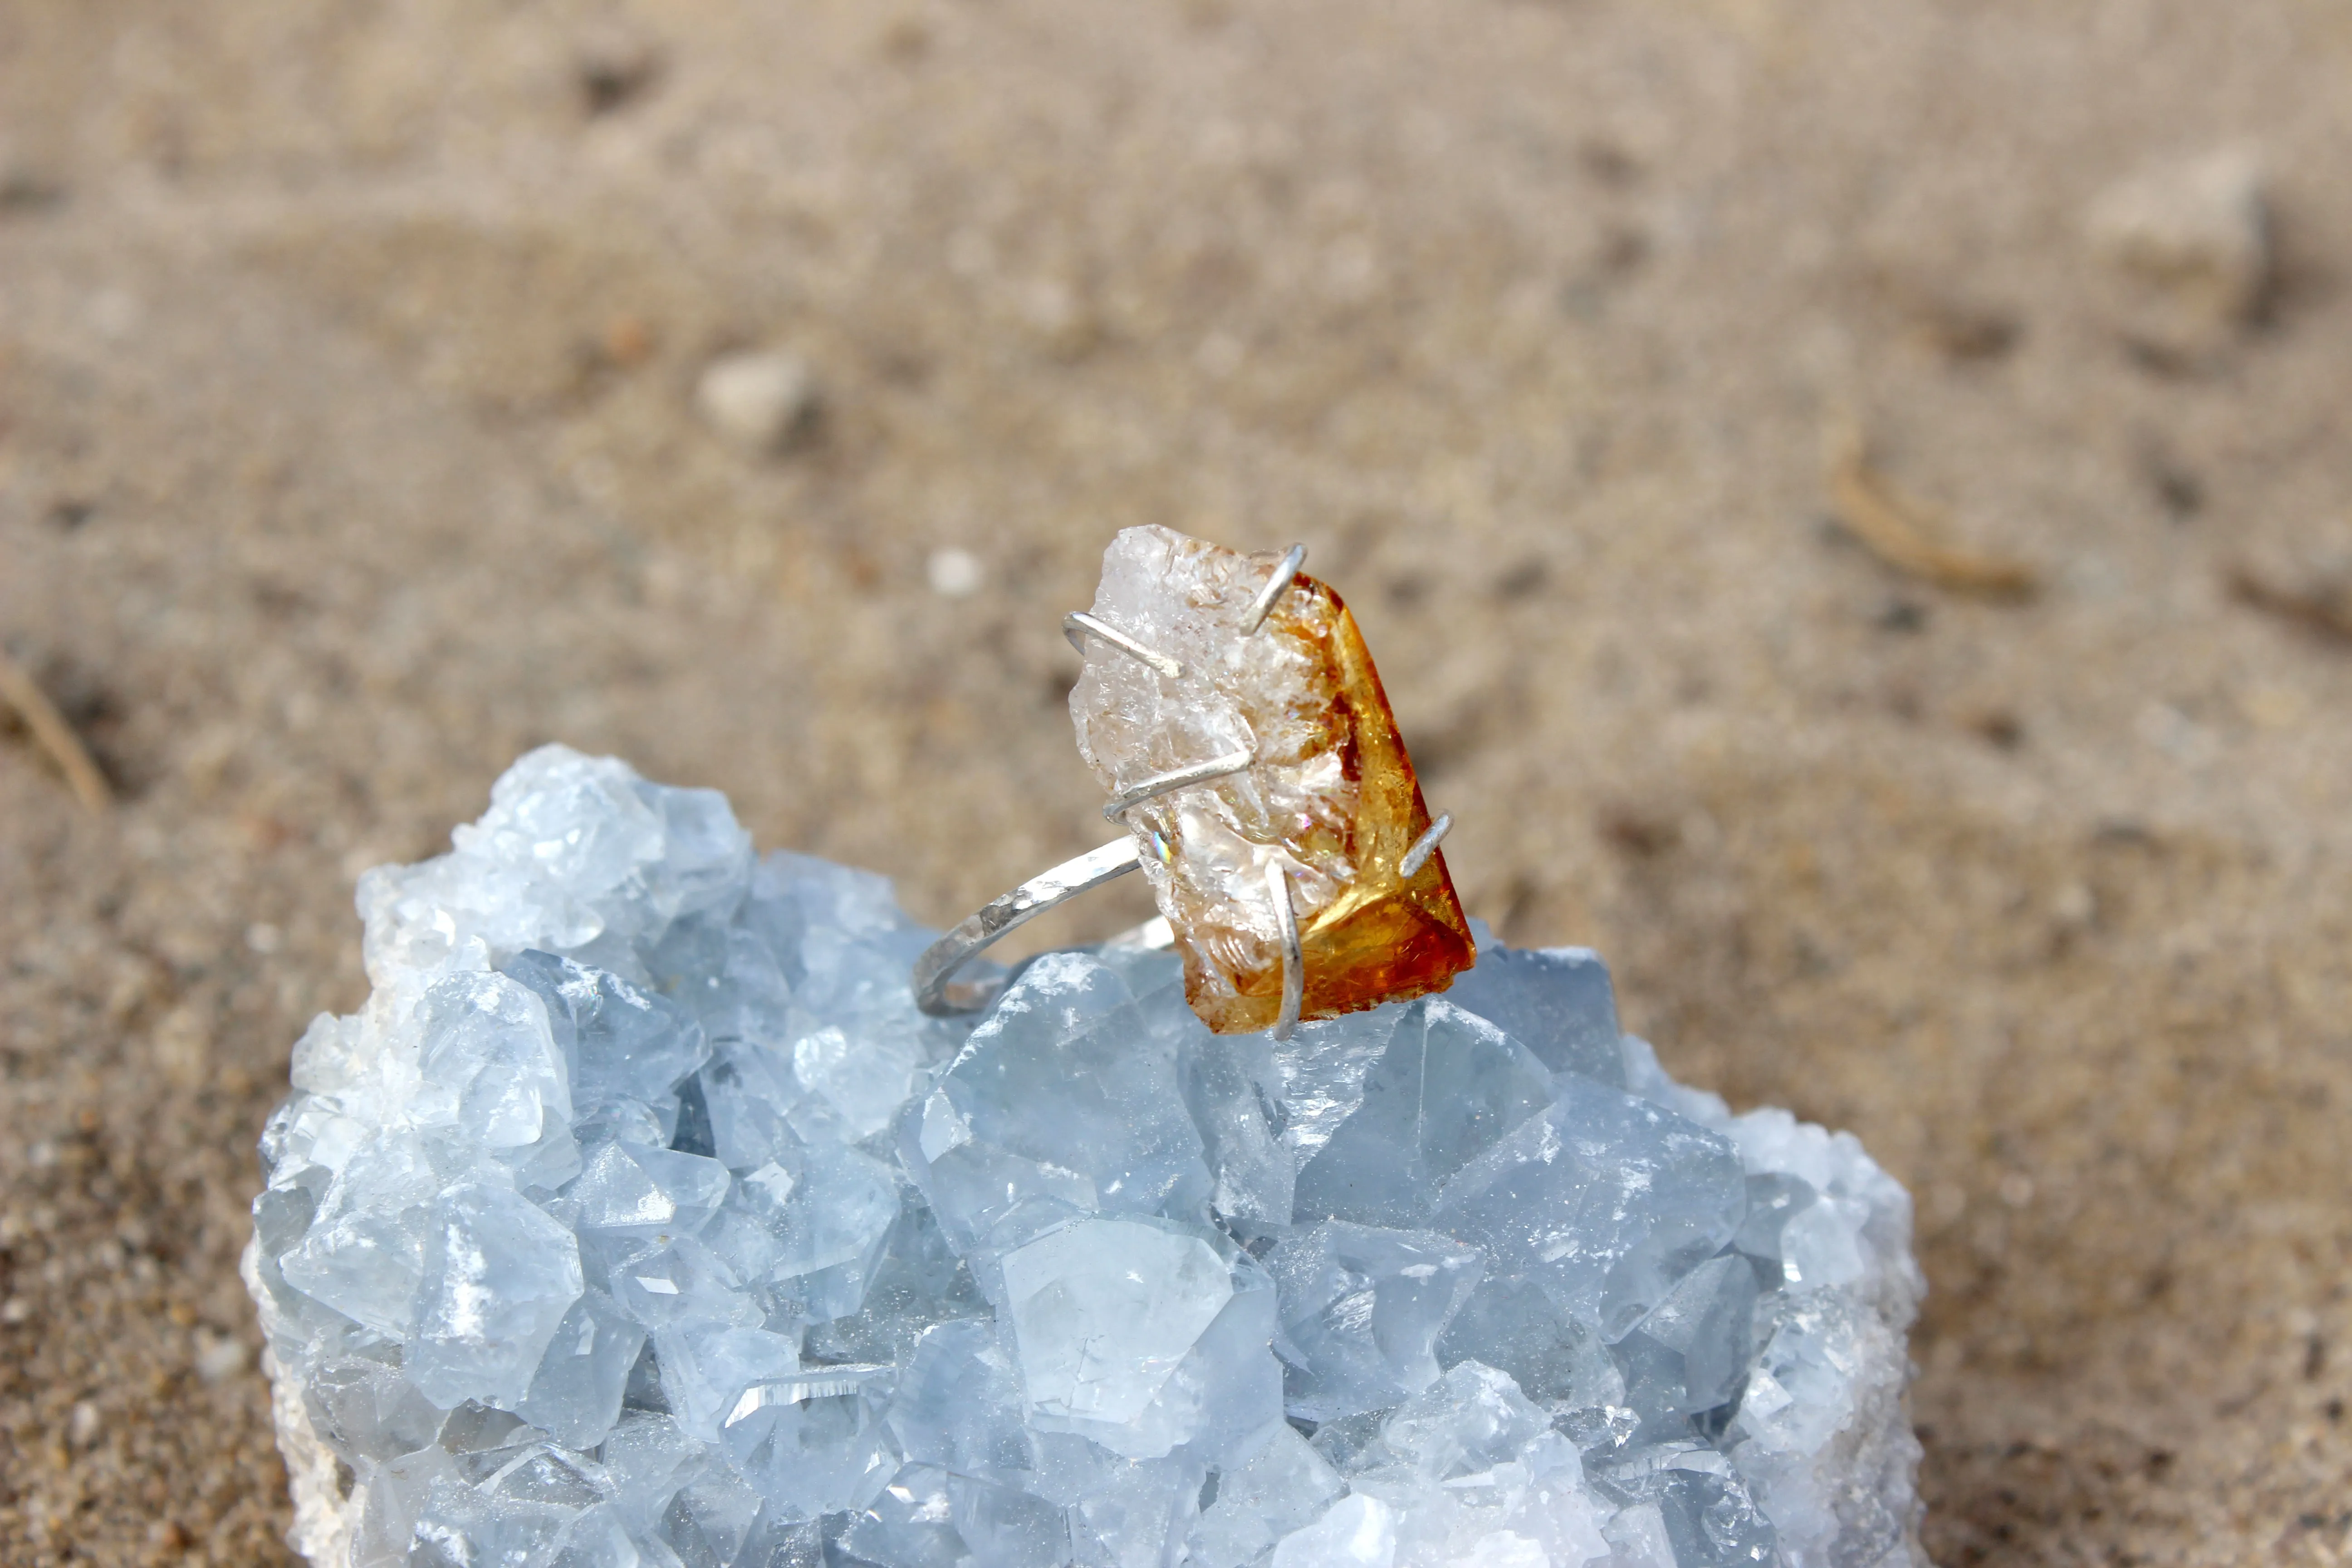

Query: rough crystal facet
left=1071, top=526, right=1475, bottom=1033
left=248, top=748, right=1925, bottom=1568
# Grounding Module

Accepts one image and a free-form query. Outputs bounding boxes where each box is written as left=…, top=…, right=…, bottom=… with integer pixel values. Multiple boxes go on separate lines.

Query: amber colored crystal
left=1069, top=527, right=1475, bottom=1034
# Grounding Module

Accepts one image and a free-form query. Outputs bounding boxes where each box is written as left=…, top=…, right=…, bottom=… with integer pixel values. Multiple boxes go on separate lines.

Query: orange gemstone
left=1070, top=528, right=1475, bottom=1034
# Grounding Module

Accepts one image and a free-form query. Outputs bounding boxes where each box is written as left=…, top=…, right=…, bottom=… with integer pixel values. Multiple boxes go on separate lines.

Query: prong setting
left=1399, top=813, right=1452, bottom=879
left=1063, top=611, right=1185, bottom=681
left=1268, top=860, right=1303, bottom=1040
left=1101, top=748, right=1255, bottom=820
left=1243, top=544, right=1308, bottom=634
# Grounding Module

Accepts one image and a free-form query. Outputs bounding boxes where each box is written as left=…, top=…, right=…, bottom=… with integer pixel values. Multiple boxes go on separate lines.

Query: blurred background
left=3, top=2, right=2351, bottom=1563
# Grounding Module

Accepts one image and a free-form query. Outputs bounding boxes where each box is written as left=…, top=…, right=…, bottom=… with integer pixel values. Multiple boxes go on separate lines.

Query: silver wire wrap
left=912, top=837, right=1143, bottom=1015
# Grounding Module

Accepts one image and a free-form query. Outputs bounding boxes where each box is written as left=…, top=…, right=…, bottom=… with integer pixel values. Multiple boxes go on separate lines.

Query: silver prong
left=1398, top=813, right=1453, bottom=879
left=1269, top=861, right=1302, bottom=1040
left=1102, top=748, right=1254, bottom=820
left=1243, top=544, right=1308, bottom=634
left=1064, top=612, right=1185, bottom=681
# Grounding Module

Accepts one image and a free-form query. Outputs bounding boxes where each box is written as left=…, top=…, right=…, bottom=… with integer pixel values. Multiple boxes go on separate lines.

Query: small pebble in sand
left=693, top=350, right=820, bottom=453
left=926, top=546, right=986, bottom=597
left=2087, top=150, right=2273, bottom=351
left=193, top=1331, right=249, bottom=1385
left=575, top=30, right=662, bottom=116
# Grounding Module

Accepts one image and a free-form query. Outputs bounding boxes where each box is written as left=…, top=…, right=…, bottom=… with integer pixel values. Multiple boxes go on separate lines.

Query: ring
left=912, top=527, right=1474, bottom=1039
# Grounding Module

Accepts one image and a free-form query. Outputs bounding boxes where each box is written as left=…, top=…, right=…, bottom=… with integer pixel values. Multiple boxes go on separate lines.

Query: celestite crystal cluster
left=246, top=747, right=1926, bottom=1568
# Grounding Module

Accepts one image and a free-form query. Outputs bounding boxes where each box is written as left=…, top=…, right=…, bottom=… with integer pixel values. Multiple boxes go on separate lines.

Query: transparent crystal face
left=1070, top=526, right=1477, bottom=1033
left=248, top=748, right=1923, bottom=1568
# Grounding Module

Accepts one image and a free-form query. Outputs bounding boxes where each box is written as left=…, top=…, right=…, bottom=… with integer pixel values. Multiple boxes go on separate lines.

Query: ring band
left=912, top=837, right=1143, bottom=1015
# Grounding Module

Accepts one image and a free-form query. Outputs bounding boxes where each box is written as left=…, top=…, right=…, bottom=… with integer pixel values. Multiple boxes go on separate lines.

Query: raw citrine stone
left=1070, top=526, right=1475, bottom=1034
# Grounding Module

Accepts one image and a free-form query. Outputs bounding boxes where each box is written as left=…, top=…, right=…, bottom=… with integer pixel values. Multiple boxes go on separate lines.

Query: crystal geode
left=246, top=746, right=1926, bottom=1568
left=1071, top=527, right=1475, bottom=1034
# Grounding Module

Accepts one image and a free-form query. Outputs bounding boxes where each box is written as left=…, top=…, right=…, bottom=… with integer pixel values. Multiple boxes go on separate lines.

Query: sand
left=4, top=2, right=2351, bottom=1563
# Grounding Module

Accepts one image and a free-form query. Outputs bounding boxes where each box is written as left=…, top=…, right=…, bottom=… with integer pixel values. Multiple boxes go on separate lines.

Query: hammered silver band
left=911, top=837, right=1143, bottom=1015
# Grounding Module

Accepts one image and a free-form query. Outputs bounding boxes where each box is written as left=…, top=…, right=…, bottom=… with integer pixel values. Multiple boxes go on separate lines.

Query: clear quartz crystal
left=1070, top=527, right=1476, bottom=1034
left=248, top=746, right=1924, bottom=1568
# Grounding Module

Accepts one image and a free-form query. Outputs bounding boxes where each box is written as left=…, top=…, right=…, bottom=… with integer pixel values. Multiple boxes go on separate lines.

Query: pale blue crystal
left=609, top=1235, right=761, bottom=1332
left=514, top=1291, right=645, bottom=1450
left=251, top=749, right=1925, bottom=1568
left=1267, top=1492, right=1394, bottom=1568
left=656, top=1462, right=766, bottom=1568
left=837, top=1463, right=1070, bottom=1568
left=896, top=1090, right=1098, bottom=1256
left=1292, top=999, right=1551, bottom=1229
left=1265, top=1013, right=1396, bottom=1166
left=1434, top=1271, right=1627, bottom=1426
left=800, top=1200, right=986, bottom=1368
left=627, top=779, right=758, bottom=925
left=405, top=1181, right=585, bottom=1409
left=302, top=1354, right=444, bottom=1466
left=505, top=951, right=712, bottom=1112
left=476, top=1441, right=616, bottom=1510
left=542, top=1503, right=646, bottom=1568
left=275, top=1127, right=468, bottom=1339
left=652, top=1323, right=805, bottom=1445
left=1585, top=1443, right=1777, bottom=1568
left=570, top=1096, right=672, bottom=1151
left=645, top=911, right=794, bottom=1052
left=569, top=1140, right=732, bottom=1238
left=697, top=1039, right=804, bottom=1173
left=999, top=1214, right=1235, bottom=1442
left=1264, top=1221, right=1484, bottom=1422
left=409, top=1470, right=574, bottom=1568
left=934, top=951, right=1213, bottom=1226
left=1176, top=1014, right=1294, bottom=1233
left=885, top=1319, right=1033, bottom=1479
left=1187, top=1423, right=1345, bottom=1568
left=279, top=1192, right=432, bottom=1339
left=1445, top=937, right=1627, bottom=1087
left=350, top=1444, right=459, bottom=1564
left=1612, top=1254, right=1759, bottom=1436
left=1026, top=1431, right=1210, bottom=1568
left=1730, top=1172, right=1815, bottom=1274
left=1433, top=1077, right=1748, bottom=1341
left=714, top=1359, right=899, bottom=1519
left=714, top=1143, right=902, bottom=1324
left=1377, top=1360, right=1550, bottom=1482
left=599, top=1411, right=711, bottom=1535
left=417, top=970, right=575, bottom=1150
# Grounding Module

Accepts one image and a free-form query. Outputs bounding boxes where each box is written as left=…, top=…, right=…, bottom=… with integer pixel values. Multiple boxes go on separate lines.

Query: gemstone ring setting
left=914, top=526, right=1473, bottom=1039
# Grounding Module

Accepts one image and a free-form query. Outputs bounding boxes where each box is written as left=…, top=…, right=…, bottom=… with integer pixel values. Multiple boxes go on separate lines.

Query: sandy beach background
left=4, top=3, right=2352, bottom=1562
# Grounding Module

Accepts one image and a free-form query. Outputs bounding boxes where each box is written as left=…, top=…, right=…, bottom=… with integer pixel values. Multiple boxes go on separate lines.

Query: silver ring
left=912, top=837, right=1143, bottom=1015
left=913, top=539, right=1447, bottom=1035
